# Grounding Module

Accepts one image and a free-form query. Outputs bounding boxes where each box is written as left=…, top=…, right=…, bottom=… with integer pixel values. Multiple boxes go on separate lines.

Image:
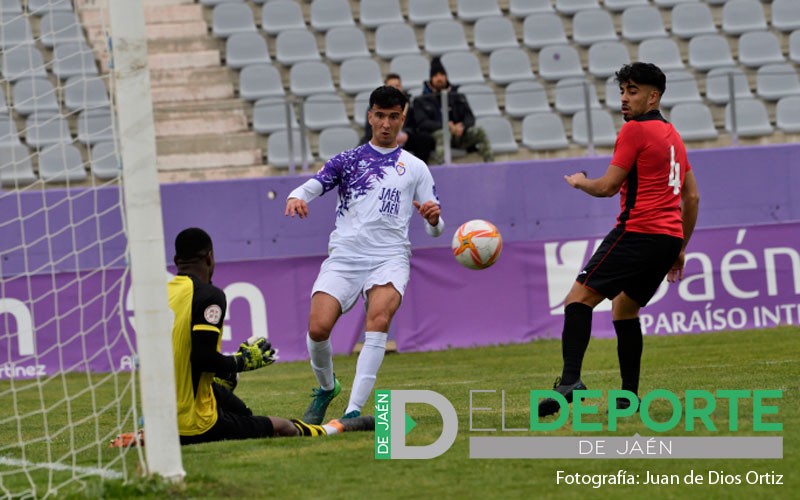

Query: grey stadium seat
left=572, top=109, right=616, bottom=147
left=375, top=24, right=420, bottom=59
left=688, top=35, right=735, bottom=71
left=441, top=51, right=484, bottom=86
left=0, top=144, right=36, bottom=186
left=538, top=45, right=584, bottom=81
left=324, top=27, right=370, bottom=63
left=318, top=127, right=359, bottom=161
left=359, top=0, right=404, bottom=29
left=489, top=48, right=534, bottom=85
left=504, top=80, right=550, bottom=118
left=303, top=94, right=351, bottom=131
left=39, top=12, right=85, bottom=47
left=705, top=67, right=753, bottom=104
left=408, top=0, right=453, bottom=26
left=722, top=0, right=766, bottom=35
left=266, top=130, right=314, bottom=169
left=90, top=142, right=121, bottom=180
left=604, top=76, right=620, bottom=109
left=671, top=3, right=716, bottom=39
left=572, top=9, right=618, bottom=47
left=0, top=0, right=22, bottom=14
left=473, top=17, right=518, bottom=54
left=756, top=63, right=800, bottom=101
left=52, top=42, right=98, bottom=79
left=0, top=90, right=5, bottom=114
left=77, top=109, right=115, bottom=145
left=211, top=3, right=256, bottom=38
left=555, top=0, right=599, bottom=15
left=554, top=78, right=601, bottom=115
left=772, top=0, right=800, bottom=33
left=791, top=31, right=800, bottom=64
left=12, top=78, right=59, bottom=116
left=738, top=32, right=784, bottom=68
left=339, top=58, right=383, bottom=95
left=604, top=0, right=647, bottom=12
left=24, top=113, right=71, bottom=148
left=239, top=63, right=285, bottom=100
left=725, top=98, right=773, bottom=137
left=476, top=116, right=518, bottom=154
left=1, top=44, right=46, bottom=81
left=588, top=41, right=630, bottom=78
left=310, top=0, right=355, bottom=32
left=390, top=55, right=428, bottom=94
left=64, top=75, right=109, bottom=112
left=510, top=0, right=553, bottom=18
left=638, top=38, right=685, bottom=71
left=38, top=143, right=86, bottom=183
left=0, top=113, right=21, bottom=145
left=253, top=97, right=297, bottom=134
left=424, top=20, right=469, bottom=56
left=28, top=0, right=73, bottom=15
left=261, top=0, right=306, bottom=35
left=776, top=96, right=800, bottom=133
left=457, top=0, right=501, bottom=23
left=621, top=6, right=666, bottom=42
left=669, top=103, right=719, bottom=142
left=353, top=91, right=371, bottom=127
left=523, top=12, right=567, bottom=49
left=522, top=112, right=568, bottom=151
left=661, top=70, right=701, bottom=108
left=0, top=15, right=33, bottom=48
left=654, top=0, right=698, bottom=6
left=459, top=84, right=501, bottom=117
left=289, top=61, right=335, bottom=96
left=225, top=33, right=270, bottom=68
left=275, top=29, right=321, bottom=65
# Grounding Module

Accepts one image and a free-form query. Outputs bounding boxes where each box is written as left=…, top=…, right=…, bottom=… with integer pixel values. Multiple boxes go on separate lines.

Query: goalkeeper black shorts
left=180, top=385, right=274, bottom=445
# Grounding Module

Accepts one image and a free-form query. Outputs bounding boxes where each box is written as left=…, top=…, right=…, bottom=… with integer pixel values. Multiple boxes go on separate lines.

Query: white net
left=0, top=0, right=146, bottom=497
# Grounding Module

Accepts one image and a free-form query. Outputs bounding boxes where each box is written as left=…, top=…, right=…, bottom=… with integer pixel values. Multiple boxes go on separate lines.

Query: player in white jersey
left=285, top=85, right=445, bottom=424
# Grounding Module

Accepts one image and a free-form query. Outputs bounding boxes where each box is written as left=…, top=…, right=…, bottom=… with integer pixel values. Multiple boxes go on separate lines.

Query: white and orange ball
left=451, top=219, right=503, bottom=270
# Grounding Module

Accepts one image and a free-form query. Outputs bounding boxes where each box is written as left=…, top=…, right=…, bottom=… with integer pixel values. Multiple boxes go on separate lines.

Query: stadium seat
left=77, top=109, right=114, bottom=145
left=303, top=94, right=351, bottom=131
left=791, top=31, right=800, bottom=64
left=522, top=112, right=568, bottom=150
left=688, top=35, right=735, bottom=71
left=476, top=116, right=518, bottom=154
left=457, top=0, right=501, bottom=22
left=240, top=63, right=286, bottom=100
left=459, top=84, right=501, bottom=117
left=588, top=41, right=630, bottom=78
left=375, top=24, right=420, bottom=59
left=310, top=0, right=355, bottom=32
left=489, top=48, right=535, bottom=85
left=473, top=17, right=518, bottom=54
left=359, top=0, right=404, bottom=29
left=669, top=103, right=719, bottom=141
left=725, top=98, right=773, bottom=137
left=275, top=30, right=321, bottom=65
left=538, top=45, right=584, bottom=81
left=225, top=33, right=270, bottom=68
left=253, top=97, right=298, bottom=134
left=653, top=0, right=698, bottom=6
left=737, top=32, right=784, bottom=68
left=90, top=142, right=121, bottom=180
left=12, top=78, right=59, bottom=116
left=604, top=0, right=647, bottom=12
left=353, top=91, right=370, bottom=127
left=756, top=63, right=800, bottom=101
left=604, top=76, right=620, bottom=109
left=324, top=27, right=370, bottom=63
left=408, top=0, right=453, bottom=26
left=0, top=113, right=21, bottom=145
left=572, top=109, right=617, bottom=147
left=261, top=0, right=306, bottom=34
left=776, top=96, right=800, bottom=133
left=0, top=15, right=33, bottom=48
left=318, top=127, right=359, bottom=161
left=211, top=3, right=256, bottom=38
left=1, top=44, right=46, bottom=81
left=390, top=55, right=429, bottom=94
left=38, top=143, right=86, bottom=183
left=554, top=78, right=601, bottom=114
left=638, top=38, right=685, bottom=71
left=523, top=12, right=568, bottom=49
left=289, top=61, right=335, bottom=96
left=51, top=42, right=99, bottom=79
left=621, top=6, right=667, bottom=42
left=772, top=0, right=800, bottom=32
left=671, top=2, right=717, bottom=39
left=509, top=0, right=552, bottom=17
left=441, top=51, right=484, bottom=85
left=28, top=0, right=73, bottom=15
left=39, top=11, right=84, bottom=47
left=63, top=76, right=110, bottom=112
left=0, top=92, right=6, bottom=114
left=572, top=9, right=618, bottom=46
left=424, top=20, right=469, bottom=55
left=0, top=144, right=36, bottom=186
left=0, top=0, right=22, bottom=14
left=661, top=70, right=702, bottom=108
left=555, top=0, right=599, bottom=15
left=705, top=67, right=753, bottom=104
left=266, top=130, right=314, bottom=169
left=722, top=0, right=766, bottom=35
left=504, top=80, right=551, bottom=118
left=339, top=58, right=383, bottom=94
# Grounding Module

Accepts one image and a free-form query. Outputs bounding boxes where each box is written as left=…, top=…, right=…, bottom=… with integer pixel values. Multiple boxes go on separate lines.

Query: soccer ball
left=451, top=220, right=503, bottom=270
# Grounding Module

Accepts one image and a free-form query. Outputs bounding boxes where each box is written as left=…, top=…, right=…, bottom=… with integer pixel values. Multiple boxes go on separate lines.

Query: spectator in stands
left=360, top=73, right=435, bottom=163
left=413, top=57, right=493, bottom=164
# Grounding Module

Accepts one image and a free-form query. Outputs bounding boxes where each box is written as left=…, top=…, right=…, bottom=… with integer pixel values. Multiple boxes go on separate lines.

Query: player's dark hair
left=174, top=227, right=213, bottom=263
left=615, top=62, right=666, bottom=95
left=369, top=85, right=408, bottom=111
left=384, top=73, right=401, bottom=83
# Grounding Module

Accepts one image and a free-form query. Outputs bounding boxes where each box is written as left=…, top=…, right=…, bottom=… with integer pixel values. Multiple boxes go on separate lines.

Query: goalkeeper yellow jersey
left=168, top=274, right=227, bottom=436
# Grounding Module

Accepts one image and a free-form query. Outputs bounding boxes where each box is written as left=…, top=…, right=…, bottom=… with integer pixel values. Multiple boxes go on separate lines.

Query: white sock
left=307, top=333, right=334, bottom=391
left=346, top=331, right=388, bottom=414
left=322, top=424, right=338, bottom=435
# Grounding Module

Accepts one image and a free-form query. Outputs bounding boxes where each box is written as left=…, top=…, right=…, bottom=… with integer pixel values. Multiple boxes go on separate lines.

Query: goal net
left=0, top=0, right=181, bottom=496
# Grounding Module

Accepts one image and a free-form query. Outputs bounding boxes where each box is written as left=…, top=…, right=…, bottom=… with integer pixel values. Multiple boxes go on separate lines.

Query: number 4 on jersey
left=668, top=145, right=681, bottom=195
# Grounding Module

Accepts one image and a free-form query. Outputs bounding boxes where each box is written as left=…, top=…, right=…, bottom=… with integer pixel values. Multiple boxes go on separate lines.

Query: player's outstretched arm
left=668, top=169, right=700, bottom=283
left=285, top=197, right=309, bottom=218
left=565, top=165, right=627, bottom=197
left=413, top=200, right=444, bottom=237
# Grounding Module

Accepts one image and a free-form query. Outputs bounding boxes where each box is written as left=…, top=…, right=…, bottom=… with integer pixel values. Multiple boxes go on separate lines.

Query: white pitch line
left=0, top=456, right=123, bottom=480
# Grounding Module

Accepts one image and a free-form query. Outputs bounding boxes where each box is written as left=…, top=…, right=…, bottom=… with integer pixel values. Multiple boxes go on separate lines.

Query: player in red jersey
left=539, top=63, right=701, bottom=416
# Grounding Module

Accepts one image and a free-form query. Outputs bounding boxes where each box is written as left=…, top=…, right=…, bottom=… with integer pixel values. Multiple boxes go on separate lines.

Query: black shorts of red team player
left=180, top=384, right=275, bottom=445
left=576, top=227, right=683, bottom=307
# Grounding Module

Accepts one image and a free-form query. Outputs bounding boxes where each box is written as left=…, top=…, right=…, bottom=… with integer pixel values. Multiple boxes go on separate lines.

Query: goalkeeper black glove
left=233, top=337, right=277, bottom=372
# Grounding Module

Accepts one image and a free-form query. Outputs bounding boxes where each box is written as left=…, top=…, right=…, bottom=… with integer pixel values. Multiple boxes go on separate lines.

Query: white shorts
left=311, top=254, right=410, bottom=313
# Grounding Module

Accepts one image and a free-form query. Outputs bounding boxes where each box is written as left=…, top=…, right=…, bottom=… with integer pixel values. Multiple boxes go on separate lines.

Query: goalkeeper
left=169, top=228, right=373, bottom=445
